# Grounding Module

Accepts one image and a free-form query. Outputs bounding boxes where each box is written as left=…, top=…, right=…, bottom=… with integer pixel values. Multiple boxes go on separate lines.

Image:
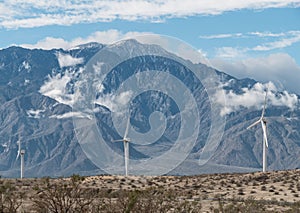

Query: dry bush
left=99, top=188, right=202, bottom=213
left=223, top=197, right=267, bottom=213
left=30, top=175, right=95, bottom=213
left=0, top=180, right=23, bottom=213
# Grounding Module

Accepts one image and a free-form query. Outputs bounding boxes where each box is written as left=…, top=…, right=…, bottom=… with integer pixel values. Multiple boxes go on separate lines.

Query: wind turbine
left=113, top=117, right=131, bottom=176
left=16, top=140, right=25, bottom=179
left=247, top=90, right=269, bottom=172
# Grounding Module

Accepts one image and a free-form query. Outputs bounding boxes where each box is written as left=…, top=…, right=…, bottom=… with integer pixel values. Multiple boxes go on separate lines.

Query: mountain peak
left=71, top=42, right=104, bottom=50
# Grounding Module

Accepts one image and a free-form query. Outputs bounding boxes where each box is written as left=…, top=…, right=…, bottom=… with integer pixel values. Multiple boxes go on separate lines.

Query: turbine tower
left=113, top=117, right=131, bottom=176
left=16, top=140, right=25, bottom=178
left=20, top=149, right=25, bottom=179
left=247, top=90, right=269, bottom=172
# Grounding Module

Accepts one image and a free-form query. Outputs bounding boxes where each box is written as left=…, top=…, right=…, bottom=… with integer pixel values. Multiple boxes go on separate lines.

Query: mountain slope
left=0, top=41, right=299, bottom=177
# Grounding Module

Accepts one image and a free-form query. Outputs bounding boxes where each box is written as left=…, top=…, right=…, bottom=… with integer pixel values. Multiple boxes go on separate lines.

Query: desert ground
left=1, top=169, right=299, bottom=212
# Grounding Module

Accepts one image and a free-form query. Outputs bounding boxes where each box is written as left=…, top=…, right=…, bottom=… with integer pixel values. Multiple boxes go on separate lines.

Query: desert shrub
left=289, top=201, right=300, bottom=212
left=30, top=175, right=95, bottom=212
left=0, top=180, right=23, bottom=213
left=224, top=197, right=267, bottom=213
left=261, top=185, right=267, bottom=191
left=237, top=188, right=245, bottom=195
left=236, top=182, right=242, bottom=187
left=100, top=188, right=203, bottom=213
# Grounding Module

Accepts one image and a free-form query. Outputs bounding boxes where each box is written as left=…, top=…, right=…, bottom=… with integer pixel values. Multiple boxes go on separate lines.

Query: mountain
left=0, top=41, right=299, bottom=177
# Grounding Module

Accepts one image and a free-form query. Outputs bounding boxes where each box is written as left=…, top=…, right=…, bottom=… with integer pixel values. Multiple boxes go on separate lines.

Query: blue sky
left=0, top=0, right=300, bottom=94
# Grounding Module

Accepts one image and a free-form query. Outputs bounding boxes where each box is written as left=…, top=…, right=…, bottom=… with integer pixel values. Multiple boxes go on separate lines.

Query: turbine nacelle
left=123, top=138, right=130, bottom=143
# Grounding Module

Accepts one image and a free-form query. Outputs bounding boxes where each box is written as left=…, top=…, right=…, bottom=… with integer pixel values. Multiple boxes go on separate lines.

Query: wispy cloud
left=201, top=30, right=300, bottom=53
left=200, top=31, right=287, bottom=39
left=50, top=111, right=92, bottom=120
left=248, top=31, right=285, bottom=37
left=199, top=33, right=243, bottom=39
left=1, top=0, right=299, bottom=29
left=253, top=31, right=300, bottom=51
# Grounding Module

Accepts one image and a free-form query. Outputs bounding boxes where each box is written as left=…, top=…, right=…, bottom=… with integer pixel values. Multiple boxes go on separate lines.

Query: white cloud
left=213, top=82, right=298, bottom=116
left=39, top=58, right=133, bottom=113
left=1, top=0, right=299, bottom=29
left=56, top=52, right=84, bottom=68
left=210, top=53, right=300, bottom=95
left=19, top=30, right=210, bottom=65
left=95, top=90, right=133, bottom=113
left=50, top=111, right=92, bottom=119
left=21, top=37, right=72, bottom=50
left=39, top=70, right=75, bottom=106
left=215, top=47, right=247, bottom=59
left=202, top=31, right=300, bottom=95
left=20, top=30, right=151, bottom=50
left=0, top=3, right=15, bottom=19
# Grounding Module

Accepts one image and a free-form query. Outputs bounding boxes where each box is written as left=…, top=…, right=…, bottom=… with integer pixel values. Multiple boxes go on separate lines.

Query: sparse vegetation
left=0, top=170, right=299, bottom=212
left=0, top=180, right=23, bottom=212
left=30, top=174, right=95, bottom=212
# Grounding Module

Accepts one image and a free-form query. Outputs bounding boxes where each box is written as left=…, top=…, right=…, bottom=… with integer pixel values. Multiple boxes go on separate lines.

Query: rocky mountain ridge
left=0, top=41, right=299, bottom=177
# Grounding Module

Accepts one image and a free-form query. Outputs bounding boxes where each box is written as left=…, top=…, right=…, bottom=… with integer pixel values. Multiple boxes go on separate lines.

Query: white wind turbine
left=247, top=90, right=269, bottom=172
left=16, top=140, right=25, bottom=179
left=113, top=117, right=131, bottom=176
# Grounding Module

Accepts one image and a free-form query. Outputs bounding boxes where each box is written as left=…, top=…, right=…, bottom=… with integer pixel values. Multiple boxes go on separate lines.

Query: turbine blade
left=261, top=120, right=268, bottom=148
left=16, top=152, right=20, bottom=160
left=124, top=116, right=130, bottom=139
left=261, top=90, right=268, bottom=118
left=16, top=140, right=21, bottom=160
left=112, top=139, right=124, bottom=142
left=247, top=119, right=261, bottom=129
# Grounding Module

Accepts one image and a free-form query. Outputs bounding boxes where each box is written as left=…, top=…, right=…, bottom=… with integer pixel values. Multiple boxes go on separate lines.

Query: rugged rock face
left=0, top=41, right=299, bottom=177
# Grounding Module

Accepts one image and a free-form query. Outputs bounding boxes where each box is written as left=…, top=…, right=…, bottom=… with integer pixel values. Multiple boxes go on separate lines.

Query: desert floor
left=1, top=169, right=300, bottom=212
